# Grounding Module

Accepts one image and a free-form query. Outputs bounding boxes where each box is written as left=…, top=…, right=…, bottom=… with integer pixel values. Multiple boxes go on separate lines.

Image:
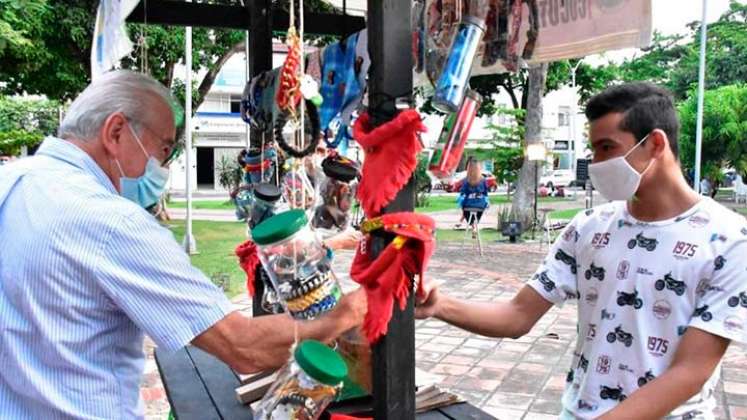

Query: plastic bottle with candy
left=311, top=153, right=360, bottom=238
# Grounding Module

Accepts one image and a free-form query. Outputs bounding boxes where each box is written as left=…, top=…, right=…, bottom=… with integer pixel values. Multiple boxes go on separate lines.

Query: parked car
left=540, top=170, right=576, bottom=188
left=446, top=172, right=498, bottom=193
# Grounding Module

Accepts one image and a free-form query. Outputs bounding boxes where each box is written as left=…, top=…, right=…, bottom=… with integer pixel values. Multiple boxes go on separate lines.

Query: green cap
left=251, top=209, right=308, bottom=245
left=294, top=340, right=348, bottom=386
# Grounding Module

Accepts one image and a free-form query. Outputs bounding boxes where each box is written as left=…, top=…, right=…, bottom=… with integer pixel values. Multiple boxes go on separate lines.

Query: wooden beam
left=367, top=0, right=416, bottom=419
left=126, top=0, right=365, bottom=36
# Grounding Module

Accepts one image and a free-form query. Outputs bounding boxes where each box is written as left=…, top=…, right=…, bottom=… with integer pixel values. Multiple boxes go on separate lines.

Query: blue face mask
left=115, top=123, right=170, bottom=209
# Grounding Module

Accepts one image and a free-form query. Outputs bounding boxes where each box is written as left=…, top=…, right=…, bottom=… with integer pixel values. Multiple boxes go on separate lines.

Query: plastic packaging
left=282, top=170, right=317, bottom=212
left=254, top=340, right=346, bottom=420
left=250, top=183, right=283, bottom=230
left=252, top=210, right=341, bottom=320
left=428, top=89, right=482, bottom=179
left=244, top=147, right=277, bottom=185
left=432, top=15, right=486, bottom=113
left=312, top=154, right=359, bottom=233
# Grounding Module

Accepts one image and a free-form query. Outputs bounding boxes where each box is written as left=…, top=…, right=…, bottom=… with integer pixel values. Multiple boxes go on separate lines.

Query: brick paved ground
left=141, top=241, right=747, bottom=419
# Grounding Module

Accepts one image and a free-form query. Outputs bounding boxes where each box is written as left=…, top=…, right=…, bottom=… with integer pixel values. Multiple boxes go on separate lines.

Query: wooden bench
left=155, top=346, right=497, bottom=419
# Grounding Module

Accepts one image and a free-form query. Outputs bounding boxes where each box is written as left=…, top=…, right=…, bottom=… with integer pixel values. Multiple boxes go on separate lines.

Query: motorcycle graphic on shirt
left=606, top=325, right=633, bottom=347
left=655, top=272, right=686, bottom=296
left=627, top=232, right=658, bottom=251
left=693, top=305, right=713, bottom=322
left=637, top=370, right=656, bottom=387
left=555, top=249, right=578, bottom=274
left=599, top=385, right=627, bottom=401
left=536, top=271, right=556, bottom=292
left=714, top=255, right=726, bottom=271
left=617, top=289, right=643, bottom=309
left=727, top=291, right=747, bottom=308
left=585, top=263, right=606, bottom=281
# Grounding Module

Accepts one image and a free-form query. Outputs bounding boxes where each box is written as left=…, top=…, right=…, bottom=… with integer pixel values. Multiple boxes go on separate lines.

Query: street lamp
left=527, top=143, right=547, bottom=240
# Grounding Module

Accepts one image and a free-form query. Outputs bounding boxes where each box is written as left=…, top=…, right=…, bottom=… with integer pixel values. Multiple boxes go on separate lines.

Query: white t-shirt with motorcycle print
left=528, top=198, right=747, bottom=420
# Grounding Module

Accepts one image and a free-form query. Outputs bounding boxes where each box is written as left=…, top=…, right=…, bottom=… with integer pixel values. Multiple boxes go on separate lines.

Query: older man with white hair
left=0, top=70, right=366, bottom=419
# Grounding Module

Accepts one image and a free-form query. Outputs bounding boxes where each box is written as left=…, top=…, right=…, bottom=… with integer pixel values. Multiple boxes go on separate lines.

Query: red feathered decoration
left=352, top=110, right=426, bottom=217
left=350, top=213, right=436, bottom=343
left=330, top=415, right=372, bottom=420
left=235, top=240, right=261, bottom=297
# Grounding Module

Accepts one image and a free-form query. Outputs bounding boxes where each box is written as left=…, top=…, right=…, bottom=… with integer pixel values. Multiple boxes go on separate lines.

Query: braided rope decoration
left=276, top=26, right=303, bottom=116
left=274, top=99, right=321, bottom=158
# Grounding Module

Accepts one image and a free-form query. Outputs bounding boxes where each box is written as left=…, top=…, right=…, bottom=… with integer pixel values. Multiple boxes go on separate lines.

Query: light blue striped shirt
left=0, top=138, right=234, bottom=419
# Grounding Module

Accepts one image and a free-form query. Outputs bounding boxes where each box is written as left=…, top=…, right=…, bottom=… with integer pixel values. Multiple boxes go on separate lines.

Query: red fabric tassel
left=350, top=213, right=435, bottom=343
left=330, top=415, right=372, bottom=420
left=235, top=240, right=261, bottom=297
left=352, top=110, right=426, bottom=217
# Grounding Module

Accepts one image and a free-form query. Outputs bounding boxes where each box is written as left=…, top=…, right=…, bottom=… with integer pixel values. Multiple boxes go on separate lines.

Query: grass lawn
left=416, top=194, right=567, bottom=213
left=167, top=220, right=248, bottom=298
left=549, top=208, right=584, bottom=220
left=168, top=200, right=235, bottom=210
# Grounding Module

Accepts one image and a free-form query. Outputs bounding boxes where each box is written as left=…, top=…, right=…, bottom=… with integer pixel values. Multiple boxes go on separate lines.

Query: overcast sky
left=586, top=0, right=739, bottom=64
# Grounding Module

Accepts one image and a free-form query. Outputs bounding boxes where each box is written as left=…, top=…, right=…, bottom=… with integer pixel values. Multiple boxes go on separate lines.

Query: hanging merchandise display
left=319, top=33, right=364, bottom=147
left=282, top=169, right=316, bottom=212
left=428, top=89, right=482, bottom=180
left=418, top=0, right=651, bottom=81
left=274, top=99, right=321, bottom=158
left=351, top=213, right=436, bottom=343
left=241, top=71, right=278, bottom=131
left=276, top=24, right=303, bottom=117
left=252, top=210, right=341, bottom=320
left=432, top=1, right=487, bottom=113
left=243, top=147, right=277, bottom=185
left=255, top=340, right=347, bottom=419
left=312, top=153, right=360, bottom=233
left=352, top=109, right=426, bottom=217
left=231, top=185, right=255, bottom=221
left=250, top=182, right=283, bottom=230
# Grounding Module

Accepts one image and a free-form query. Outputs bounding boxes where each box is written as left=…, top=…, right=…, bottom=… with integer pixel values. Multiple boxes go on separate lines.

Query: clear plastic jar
left=282, top=171, right=317, bottom=212
left=244, top=147, right=277, bottom=185
left=311, top=154, right=359, bottom=233
left=252, top=210, right=341, bottom=320
left=255, top=340, right=347, bottom=420
left=250, top=183, right=283, bottom=229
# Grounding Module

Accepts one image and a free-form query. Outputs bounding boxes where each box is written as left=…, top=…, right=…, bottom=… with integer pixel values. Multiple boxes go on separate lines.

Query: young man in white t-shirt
left=416, top=82, right=747, bottom=419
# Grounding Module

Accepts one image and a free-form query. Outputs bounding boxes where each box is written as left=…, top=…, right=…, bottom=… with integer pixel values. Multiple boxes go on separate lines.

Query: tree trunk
left=194, top=41, right=246, bottom=115
left=511, top=63, right=548, bottom=230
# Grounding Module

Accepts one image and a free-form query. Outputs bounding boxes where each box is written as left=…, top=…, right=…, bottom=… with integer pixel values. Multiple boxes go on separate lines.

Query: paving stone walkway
left=141, top=241, right=747, bottom=419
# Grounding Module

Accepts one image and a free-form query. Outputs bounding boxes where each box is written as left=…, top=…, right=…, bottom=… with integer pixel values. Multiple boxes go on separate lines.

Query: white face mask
left=589, top=134, right=654, bottom=202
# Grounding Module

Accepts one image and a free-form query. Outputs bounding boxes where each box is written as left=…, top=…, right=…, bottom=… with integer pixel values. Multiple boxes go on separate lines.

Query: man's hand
left=415, top=282, right=441, bottom=319
left=334, top=287, right=368, bottom=328
left=324, top=230, right=363, bottom=251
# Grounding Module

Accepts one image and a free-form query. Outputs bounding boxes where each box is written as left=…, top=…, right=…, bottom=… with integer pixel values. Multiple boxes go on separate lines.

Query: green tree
left=679, top=84, right=747, bottom=180
left=487, top=107, right=525, bottom=199
left=0, top=95, right=60, bottom=155
left=616, top=1, right=747, bottom=100
left=0, top=1, right=338, bottom=109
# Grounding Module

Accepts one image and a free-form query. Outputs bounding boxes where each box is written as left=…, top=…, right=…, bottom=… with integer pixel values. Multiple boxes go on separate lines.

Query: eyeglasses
left=126, top=116, right=181, bottom=166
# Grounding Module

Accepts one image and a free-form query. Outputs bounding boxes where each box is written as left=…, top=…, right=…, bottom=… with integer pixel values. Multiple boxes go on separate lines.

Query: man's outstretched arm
left=416, top=285, right=553, bottom=339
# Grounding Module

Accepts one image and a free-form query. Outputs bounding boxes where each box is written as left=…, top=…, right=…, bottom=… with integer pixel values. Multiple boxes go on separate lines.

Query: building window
left=558, top=106, right=571, bottom=126
left=230, top=95, right=242, bottom=114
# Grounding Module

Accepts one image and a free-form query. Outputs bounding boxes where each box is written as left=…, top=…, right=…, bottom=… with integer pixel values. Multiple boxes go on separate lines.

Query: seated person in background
left=457, top=160, right=489, bottom=236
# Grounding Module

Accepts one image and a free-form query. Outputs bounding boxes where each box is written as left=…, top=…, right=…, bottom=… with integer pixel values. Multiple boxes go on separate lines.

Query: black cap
left=253, top=183, right=281, bottom=202
left=322, top=155, right=360, bottom=183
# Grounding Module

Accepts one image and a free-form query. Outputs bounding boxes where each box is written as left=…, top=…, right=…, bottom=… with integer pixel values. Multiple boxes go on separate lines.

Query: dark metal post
left=246, top=0, right=273, bottom=318
left=367, top=1, right=416, bottom=418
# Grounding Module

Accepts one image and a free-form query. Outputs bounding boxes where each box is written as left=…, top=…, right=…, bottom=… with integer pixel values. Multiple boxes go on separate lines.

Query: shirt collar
left=36, top=137, right=118, bottom=194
